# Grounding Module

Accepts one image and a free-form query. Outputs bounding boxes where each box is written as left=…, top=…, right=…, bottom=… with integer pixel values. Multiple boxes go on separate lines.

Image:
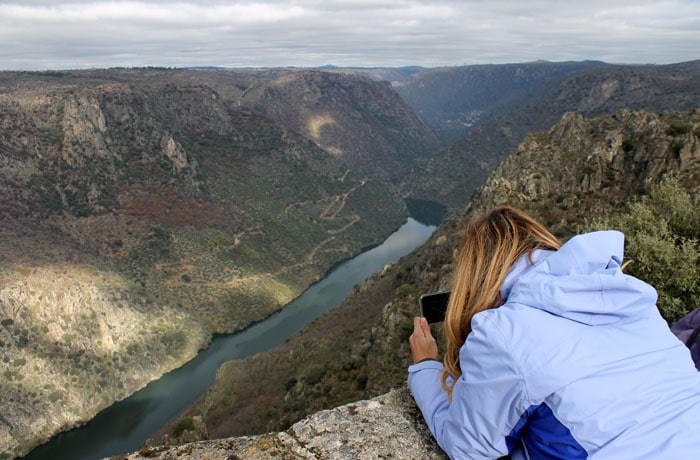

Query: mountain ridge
left=399, top=59, right=700, bottom=208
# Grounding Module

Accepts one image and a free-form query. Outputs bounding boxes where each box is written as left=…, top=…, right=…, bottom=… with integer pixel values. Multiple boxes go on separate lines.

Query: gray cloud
left=0, top=0, right=698, bottom=70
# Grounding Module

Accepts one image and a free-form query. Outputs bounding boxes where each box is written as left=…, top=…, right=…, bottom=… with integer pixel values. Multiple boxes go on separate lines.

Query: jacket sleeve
left=408, top=313, right=529, bottom=459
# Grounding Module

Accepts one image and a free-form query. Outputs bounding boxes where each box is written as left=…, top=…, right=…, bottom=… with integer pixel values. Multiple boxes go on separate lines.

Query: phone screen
left=420, top=290, right=450, bottom=324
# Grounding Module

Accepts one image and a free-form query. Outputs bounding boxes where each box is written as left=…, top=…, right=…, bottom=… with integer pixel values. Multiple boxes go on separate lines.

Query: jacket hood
left=505, top=231, right=657, bottom=326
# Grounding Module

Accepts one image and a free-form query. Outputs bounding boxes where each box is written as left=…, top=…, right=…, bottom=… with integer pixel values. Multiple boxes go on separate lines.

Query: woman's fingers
left=409, top=316, right=438, bottom=363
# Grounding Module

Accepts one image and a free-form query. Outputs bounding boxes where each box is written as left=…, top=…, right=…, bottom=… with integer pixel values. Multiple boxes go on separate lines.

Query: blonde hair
left=442, top=206, right=561, bottom=396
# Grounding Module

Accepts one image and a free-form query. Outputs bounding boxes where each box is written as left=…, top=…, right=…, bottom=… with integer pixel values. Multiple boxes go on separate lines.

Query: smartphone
left=420, top=290, right=450, bottom=324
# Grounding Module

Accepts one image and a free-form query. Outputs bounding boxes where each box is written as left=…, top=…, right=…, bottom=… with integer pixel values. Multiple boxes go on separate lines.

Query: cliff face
left=159, top=108, right=698, bottom=453
left=0, top=69, right=414, bottom=458
left=470, top=109, right=700, bottom=224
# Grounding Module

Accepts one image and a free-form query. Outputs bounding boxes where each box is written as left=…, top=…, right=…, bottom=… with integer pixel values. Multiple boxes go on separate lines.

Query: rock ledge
left=110, top=385, right=447, bottom=459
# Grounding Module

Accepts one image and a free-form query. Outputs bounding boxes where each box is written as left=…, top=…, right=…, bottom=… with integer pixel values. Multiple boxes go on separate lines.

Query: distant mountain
left=237, top=70, right=443, bottom=182
left=164, top=108, right=698, bottom=444
left=314, top=66, right=426, bottom=85
left=400, top=60, right=700, bottom=207
left=0, top=69, right=409, bottom=458
left=394, top=60, right=610, bottom=142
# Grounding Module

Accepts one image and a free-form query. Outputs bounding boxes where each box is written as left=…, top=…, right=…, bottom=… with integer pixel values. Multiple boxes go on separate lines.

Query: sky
left=0, top=0, right=699, bottom=70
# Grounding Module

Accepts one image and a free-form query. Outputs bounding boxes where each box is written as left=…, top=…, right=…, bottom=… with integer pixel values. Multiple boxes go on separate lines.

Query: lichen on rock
left=113, top=385, right=447, bottom=460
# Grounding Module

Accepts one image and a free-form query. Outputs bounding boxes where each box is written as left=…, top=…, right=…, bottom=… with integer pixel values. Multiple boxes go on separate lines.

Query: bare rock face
left=470, top=109, right=700, bottom=228
left=113, top=386, right=446, bottom=460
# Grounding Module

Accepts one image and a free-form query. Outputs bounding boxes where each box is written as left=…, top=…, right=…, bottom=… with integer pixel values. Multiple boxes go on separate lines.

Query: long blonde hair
left=442, top=206, right=561, bottom=396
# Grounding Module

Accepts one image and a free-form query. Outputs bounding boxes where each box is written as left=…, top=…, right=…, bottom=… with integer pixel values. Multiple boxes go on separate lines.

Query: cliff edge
left=111, top=385, right=446, bottom=460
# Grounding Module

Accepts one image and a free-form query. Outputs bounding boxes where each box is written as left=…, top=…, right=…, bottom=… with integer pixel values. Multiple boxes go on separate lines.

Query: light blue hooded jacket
left=408, top=231, right=700, bottom=459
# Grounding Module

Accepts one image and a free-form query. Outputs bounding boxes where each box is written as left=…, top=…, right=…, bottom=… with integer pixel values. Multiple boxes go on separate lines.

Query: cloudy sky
left=1, top=0, right=698, bottom=70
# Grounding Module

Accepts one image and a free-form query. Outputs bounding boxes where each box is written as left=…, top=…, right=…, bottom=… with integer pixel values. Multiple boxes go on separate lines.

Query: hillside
left=159, top=108, right=698, bottom=446
left=394, top=60, right=609, bottom=142
left=0, top=69, right=411, bottom=458
left=237, top=70, right=443, bottom=182
left=400, top=60, right=700, bottom=208
left=313, top=65, right=426, bottom=85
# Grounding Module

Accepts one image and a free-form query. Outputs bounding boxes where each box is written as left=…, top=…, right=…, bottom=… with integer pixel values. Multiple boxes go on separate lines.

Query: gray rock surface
left=109, top=385, right=447, bottom=460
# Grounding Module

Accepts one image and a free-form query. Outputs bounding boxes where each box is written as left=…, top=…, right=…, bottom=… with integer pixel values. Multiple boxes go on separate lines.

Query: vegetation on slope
left=238, top=70, right=443, bottom=182
left=0, top=70, right=412, bottom=458
left=582, top=178, right=699, bottom=323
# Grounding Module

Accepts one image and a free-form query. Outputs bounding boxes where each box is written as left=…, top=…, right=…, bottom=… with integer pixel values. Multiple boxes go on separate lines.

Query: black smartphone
left=420, top=290, right=450, bottom=324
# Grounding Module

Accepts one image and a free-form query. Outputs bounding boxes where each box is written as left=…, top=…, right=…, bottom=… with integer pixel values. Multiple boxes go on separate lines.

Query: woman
left=408, top=206, right=700, bottom=459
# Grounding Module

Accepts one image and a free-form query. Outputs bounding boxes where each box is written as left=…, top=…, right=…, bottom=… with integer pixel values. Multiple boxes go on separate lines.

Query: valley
left=158, top=107, right=699, bottom=446
left=0, top=60, right=699, bottom=459
left=0, top=69, right=415, bottom=458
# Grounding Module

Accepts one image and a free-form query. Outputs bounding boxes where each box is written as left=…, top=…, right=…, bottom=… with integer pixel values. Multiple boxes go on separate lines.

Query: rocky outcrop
left=402, top=59, right=700, bottom=208
left=470, top=109, right=700, bottom=227
left=113, top=385, right=446, bottom=460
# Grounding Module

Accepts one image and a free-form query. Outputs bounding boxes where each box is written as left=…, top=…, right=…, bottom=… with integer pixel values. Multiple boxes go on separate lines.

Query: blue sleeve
left=408, top=359, right=448, bottom=427
left=408, top=313, right=529, bottom=459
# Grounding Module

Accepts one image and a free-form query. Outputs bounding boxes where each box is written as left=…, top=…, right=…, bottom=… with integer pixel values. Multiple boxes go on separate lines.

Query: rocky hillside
left=401, top=60, right=700, bottom=208
left=395, top=60, right=609, bottom=142
left=158, top=108, right=698, bottom=449
left=0, top=69, right=412, bottom=458
left=237, top=71, right=443, bottom=182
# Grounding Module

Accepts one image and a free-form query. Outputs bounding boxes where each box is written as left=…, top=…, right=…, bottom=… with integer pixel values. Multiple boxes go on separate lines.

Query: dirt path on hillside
left=158, top=179, right=367, bottom=287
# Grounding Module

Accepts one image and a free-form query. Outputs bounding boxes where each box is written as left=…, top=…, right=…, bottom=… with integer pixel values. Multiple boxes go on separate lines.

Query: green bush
left=355, top=373, right=369, bottom=390
left=39, top=126, right=64, bottom=144
left=304, top=364, right=327, bottom=386
left=666, top=119, right=693, bottom=136
left=170, top=417, right=195, bottom=438
left=396, top=283, right=415, bottom=299
left=580, top=179, right=699, bottom=323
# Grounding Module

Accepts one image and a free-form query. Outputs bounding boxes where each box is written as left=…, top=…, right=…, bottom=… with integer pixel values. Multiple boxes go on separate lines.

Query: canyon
left=1, top=60, right=699, bottom=459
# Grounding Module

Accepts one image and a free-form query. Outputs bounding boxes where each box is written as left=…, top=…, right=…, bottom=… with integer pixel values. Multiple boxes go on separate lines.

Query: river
left=22, top=212, right=441, bottom=460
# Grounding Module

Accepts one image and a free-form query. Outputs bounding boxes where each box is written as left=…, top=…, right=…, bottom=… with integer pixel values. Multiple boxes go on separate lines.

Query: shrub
left=355, top=373, right=369, bottom=390
left=666, top=119, right=692, bottom=136
left=580, top=179, right=699, bottom=323
left=305, top=364, right=327, bottom=386
left=171, top=417, right=195, bottom=438
left=284, top=377, right=297, bottom=391
left=621, top=137, right=635, bottom=153
left=39, top=126, right=64, bottom=144
left=396, top=283, right=415, bottom=299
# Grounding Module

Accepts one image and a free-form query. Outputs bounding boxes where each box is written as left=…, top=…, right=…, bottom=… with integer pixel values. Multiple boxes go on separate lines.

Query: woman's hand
left=409, top=316, right=439, bottom=364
